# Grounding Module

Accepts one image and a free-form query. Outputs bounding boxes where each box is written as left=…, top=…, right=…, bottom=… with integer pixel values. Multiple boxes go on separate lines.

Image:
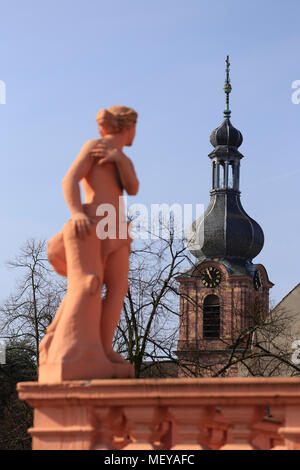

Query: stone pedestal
left=17, top=377, right=300, bottom=450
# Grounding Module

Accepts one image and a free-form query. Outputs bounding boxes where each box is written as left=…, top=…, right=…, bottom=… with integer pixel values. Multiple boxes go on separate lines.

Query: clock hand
left=206, top=268, right=212, bottom=280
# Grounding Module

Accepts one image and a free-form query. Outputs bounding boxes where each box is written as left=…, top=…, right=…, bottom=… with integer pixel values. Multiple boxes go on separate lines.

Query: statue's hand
left=89, top=141, right=122, bottom=165
left=71, top=212, right=94, bottom=239
left=89, top=141, right=109, bottom=161
left=98, top=147, right=122, bottom=166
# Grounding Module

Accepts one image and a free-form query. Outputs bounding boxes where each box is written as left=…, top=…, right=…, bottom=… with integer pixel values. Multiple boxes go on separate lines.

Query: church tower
left=176, top=57, right=273, bottom=377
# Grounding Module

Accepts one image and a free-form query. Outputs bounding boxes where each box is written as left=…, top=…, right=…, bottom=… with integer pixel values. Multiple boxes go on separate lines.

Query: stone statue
left=39, top=105, right=139, bottom=382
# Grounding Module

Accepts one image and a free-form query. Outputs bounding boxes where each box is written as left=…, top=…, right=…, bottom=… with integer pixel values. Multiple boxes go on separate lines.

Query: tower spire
left=209, top=55, right=243, bottom=153
left=187, top=56, right=264, bottom=260
left=224, top=55, right=232, bottom=118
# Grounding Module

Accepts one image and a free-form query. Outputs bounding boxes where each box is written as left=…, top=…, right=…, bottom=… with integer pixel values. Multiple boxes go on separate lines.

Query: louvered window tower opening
left=203, top=295, right=220, bottom=339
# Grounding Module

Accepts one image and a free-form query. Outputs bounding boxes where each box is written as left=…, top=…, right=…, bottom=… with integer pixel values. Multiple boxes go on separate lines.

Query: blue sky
left=0, top=0, right=299, bottom=306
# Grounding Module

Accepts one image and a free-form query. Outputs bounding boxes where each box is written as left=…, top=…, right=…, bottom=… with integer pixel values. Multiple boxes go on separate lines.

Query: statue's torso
left=82, top=159, right=123, bottom=207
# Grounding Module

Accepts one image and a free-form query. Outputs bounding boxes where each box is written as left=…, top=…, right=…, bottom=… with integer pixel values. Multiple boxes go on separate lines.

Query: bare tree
left=0, top=238, right=66, bottom=449
left=238, top=302, right=300, bottom=377
left=113, top=223, right=192, bottom=377
left=0, top=239, right=66, bottom=366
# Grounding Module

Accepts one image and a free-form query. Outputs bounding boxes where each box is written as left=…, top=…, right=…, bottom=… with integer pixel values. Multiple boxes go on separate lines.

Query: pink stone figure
left=39, top=105, right=139, bottom=382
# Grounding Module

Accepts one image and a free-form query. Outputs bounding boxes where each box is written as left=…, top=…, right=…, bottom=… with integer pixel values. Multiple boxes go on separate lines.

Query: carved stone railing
left=17, top=377, right=300, bottom=450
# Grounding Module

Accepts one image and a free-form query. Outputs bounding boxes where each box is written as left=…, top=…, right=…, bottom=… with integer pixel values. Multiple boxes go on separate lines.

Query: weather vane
left=224, top=55, right=232, bottom=118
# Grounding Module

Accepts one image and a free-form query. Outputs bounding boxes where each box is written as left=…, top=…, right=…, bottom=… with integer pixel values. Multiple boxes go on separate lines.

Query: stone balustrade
left=17, top=377, right=300, bottom=450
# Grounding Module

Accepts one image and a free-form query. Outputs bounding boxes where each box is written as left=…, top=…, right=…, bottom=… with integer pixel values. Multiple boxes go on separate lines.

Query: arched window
left=203, top=295, right=220, bottom=339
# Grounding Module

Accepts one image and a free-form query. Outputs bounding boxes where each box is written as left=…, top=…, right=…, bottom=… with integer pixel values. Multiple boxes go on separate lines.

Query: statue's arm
left=62, top=139, right=97, bottom=237
left=114, top=154, right=139, bottom=196
left=62, top=139, right=96, bottom=216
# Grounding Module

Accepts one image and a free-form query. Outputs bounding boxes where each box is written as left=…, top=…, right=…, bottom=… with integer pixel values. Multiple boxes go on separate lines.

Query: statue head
left=96, top=105, right=138, bottom=146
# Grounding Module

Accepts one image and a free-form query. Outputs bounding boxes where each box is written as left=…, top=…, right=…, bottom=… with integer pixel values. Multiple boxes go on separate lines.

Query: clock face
left=200, top=266, right=221, bottom=288
left=253, top=270, right=262, bottom=291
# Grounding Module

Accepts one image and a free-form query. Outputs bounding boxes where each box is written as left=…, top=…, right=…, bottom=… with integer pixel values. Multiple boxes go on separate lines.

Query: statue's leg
left=39, top=232, right=67, bottom=363
left=38, top=297, right=66, bottom=364
left=45, top=296, right=66, bottom=334
left=100, top=244, right=130, bottom=364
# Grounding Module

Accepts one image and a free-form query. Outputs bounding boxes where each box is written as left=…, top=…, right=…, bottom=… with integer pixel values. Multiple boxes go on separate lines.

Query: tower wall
left=176, top=261, right=272, bottom=377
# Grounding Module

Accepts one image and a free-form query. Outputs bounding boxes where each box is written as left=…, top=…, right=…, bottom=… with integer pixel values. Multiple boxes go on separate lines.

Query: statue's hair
left=96, top=105, right=138, bottom=134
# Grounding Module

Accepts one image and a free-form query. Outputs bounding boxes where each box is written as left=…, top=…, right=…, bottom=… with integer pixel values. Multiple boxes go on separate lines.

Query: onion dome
left=210, top=117, right=243, bottom=148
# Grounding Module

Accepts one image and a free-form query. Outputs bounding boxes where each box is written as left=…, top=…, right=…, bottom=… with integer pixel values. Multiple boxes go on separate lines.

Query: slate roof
left=187, top=190, right=264, bottom=262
